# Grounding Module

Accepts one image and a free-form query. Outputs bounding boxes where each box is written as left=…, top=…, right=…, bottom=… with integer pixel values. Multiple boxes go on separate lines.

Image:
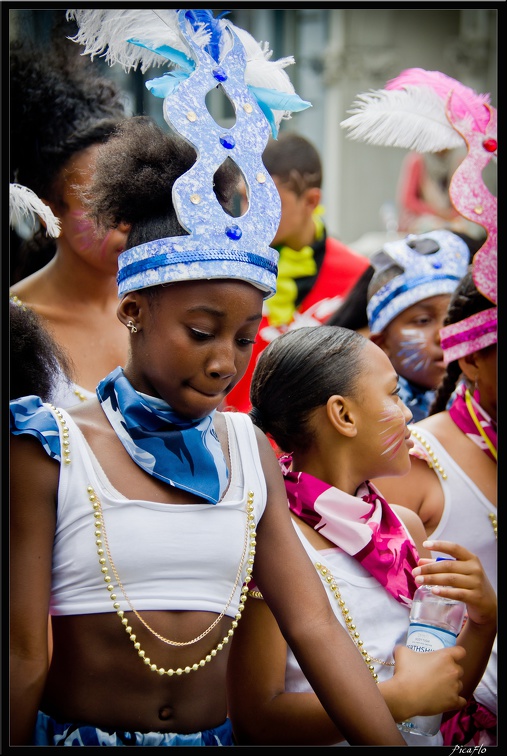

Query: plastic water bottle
left=398, top=565, right=466, bottom=737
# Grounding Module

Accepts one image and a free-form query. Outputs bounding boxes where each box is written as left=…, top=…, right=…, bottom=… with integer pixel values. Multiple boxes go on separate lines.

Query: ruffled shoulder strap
left=10, top=395, right=62, bottom=461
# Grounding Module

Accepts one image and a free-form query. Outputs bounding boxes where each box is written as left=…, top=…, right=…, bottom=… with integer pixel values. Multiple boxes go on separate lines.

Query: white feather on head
left=66, top=9, right=300, bottom=130
left=341, top=86, right=465, bottom=153
left=10, top=184, right=61, bottom=238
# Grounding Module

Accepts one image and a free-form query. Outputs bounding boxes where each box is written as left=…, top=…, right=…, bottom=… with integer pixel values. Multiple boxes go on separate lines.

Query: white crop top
left=50, top=408, right=267, bottom=617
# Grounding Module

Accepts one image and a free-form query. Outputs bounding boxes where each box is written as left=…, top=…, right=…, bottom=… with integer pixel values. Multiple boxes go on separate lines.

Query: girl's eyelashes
left=409, top=316, right=432, bottom=327
left=189, top=328, right=213, bottom=341
left=188, top=329, right=256, bottom=346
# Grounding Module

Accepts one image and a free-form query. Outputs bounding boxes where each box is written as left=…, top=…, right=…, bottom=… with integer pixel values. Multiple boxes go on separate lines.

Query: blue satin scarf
left=96, top=367, right=228, bottom=504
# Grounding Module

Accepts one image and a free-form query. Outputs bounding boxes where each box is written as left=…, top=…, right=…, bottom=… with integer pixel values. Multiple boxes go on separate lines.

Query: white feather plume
left=233, top=25, right=297, bottom=128
left=66, top=9, right=201, bottom=73
left=10, top=184, right=61, bottom=238
left=341, top=86, right=465, bottom=153
left=67, top=10, right=299, bottom=100
left=233, top=26, right=296, bottom=87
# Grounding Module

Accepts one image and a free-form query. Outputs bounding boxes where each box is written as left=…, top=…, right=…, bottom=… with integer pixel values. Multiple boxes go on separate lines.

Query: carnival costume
left=342, top=67, right=497, bottom=745
left=10, top=392, right=266, bottom=624
left=366, top=228, right=470, bottom=421
left=10, top=7, right=309, bottom=745
left=277, top=456, right=442, bottom=746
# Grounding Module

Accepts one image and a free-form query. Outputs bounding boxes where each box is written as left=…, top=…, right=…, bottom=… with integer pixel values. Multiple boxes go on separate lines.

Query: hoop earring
left=127, top=320, right=138, bottom=334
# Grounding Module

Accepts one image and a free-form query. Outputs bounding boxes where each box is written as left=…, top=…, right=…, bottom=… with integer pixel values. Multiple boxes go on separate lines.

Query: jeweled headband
left=367, top=229, right=470, bottom=335
left=341, top=68, right=497, bottom=359
left=439, top=307, right=497, bottom=365
left=67, top=9, right=311, bottom=299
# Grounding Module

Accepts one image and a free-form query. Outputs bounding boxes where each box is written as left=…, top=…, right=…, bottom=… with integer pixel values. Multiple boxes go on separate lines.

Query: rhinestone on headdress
left=67, top=9, right=311, bottom=299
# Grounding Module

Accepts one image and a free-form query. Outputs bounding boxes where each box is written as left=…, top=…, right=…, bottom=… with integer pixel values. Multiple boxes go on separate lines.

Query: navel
left=158, top=706, right=174, bottom=721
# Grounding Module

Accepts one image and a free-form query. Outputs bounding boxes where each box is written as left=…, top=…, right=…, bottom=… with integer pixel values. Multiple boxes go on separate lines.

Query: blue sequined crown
left=68, top=9, right=310, bottom=299
left=367, top=230, right=470, bottom=334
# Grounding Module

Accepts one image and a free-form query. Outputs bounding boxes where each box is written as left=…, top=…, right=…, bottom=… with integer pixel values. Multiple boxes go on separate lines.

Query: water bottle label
left=398, top=713, right=442, bottom=737
left=406, top=622, right=457, bottom=652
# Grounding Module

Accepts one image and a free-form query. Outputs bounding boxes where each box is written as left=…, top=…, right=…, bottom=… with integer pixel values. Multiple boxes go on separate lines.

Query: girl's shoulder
left=410, top=412, right=470, bottom=464
left=10, top=395, right=62, bottom=461
left=413, top=410, right=454, bottom=436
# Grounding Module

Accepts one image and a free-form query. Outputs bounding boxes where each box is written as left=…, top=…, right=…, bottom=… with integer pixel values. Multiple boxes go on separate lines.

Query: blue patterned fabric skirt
left=33, top=710, right=234, bottom=746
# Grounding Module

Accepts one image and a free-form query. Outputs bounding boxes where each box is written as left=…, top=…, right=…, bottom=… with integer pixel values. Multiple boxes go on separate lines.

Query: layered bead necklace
left=51, top=401, right=258, bottom=674
left=88, top=485, right=257, bottom=676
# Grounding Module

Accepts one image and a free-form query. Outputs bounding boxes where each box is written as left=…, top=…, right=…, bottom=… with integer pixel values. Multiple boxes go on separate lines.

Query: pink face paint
left=99, top=229, right=116, bottom=260
left=397, top=328, right=431, bottom=373
left=378, top=403, right=407, bottom=460
left=66, top=209, right=101, bottom=253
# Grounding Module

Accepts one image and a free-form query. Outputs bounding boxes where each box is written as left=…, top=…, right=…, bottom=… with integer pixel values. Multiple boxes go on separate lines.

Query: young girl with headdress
left=364, top=229, right=471, bottom=422
left=9, top=9, right=407, bottom=747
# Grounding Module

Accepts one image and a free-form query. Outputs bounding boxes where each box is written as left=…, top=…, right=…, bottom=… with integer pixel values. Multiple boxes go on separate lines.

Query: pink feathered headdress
left=341, top=68, right=497, bottom=364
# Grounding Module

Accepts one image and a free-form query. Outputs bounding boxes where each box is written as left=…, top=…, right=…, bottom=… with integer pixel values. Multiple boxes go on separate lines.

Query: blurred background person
left=9, top=30, right=129, bottom=407
left=396, top=148, right=484, bottom=241
left=224, top=132, right=370, bottom=413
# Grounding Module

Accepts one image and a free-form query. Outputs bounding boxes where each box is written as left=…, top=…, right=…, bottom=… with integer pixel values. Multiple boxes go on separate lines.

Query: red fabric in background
left=223, top=237, right=370, bottom=413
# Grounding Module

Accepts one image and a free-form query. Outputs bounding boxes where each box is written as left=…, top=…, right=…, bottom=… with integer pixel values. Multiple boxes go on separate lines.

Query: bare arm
left=227, top=595, right=346, bottom=745
left=10, top=434, right=59, bottom=745
left=234, top=428, right=405, bottom=746
left=228, top=593, right=466, bottom=745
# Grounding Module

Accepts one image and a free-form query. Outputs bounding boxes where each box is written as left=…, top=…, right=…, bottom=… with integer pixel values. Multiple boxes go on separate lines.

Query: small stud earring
left=127, top=320, right=138, bottom=334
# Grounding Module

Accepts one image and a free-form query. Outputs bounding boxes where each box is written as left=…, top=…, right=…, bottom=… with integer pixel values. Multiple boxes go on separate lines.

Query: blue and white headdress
left=66, top=9, right=311, bottom=298
left=367, top=229, right=470, bottom=335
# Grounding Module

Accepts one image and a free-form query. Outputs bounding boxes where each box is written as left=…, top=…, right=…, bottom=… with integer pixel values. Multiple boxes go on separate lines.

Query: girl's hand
left=413, top=540, right=497, bottom=628
left=390, top=644, right=466, bottom=720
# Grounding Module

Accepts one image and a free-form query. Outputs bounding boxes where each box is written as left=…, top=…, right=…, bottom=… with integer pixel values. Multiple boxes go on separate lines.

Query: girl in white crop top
left=9, top=15, right=407, bottom=748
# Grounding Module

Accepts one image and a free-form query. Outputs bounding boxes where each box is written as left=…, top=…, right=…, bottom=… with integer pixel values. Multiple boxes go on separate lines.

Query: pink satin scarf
left=279, top=455, right=419, bottom=605
left=448, top=382, right=497, bottom=462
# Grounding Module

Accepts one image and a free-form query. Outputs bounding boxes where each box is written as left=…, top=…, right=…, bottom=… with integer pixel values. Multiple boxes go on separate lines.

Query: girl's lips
left=405, top=436, right=414, bottom=450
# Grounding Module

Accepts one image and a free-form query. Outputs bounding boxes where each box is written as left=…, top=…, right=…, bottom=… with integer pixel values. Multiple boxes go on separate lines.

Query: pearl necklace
left=488, top=512, right=497, bottom=538
left=315, top=561, right=394, bottom=683
left=410, top=428, right=497, bottom=540
left=410, top=428, right=447, bottom=480
left=49, top=402, right=258, bottom=674
left=88, top=485, right=257, bottom=675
